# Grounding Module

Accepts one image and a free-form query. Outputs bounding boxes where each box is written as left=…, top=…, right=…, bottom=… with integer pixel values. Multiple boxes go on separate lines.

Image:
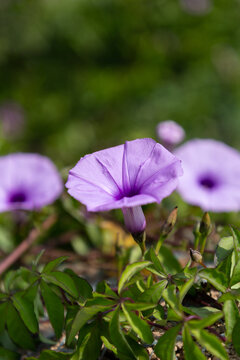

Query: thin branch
left=0, top=214, right=57, bottom=276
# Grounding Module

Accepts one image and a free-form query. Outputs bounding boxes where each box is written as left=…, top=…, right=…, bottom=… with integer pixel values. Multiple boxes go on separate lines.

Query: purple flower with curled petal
left=157, top=120, right=185, bottom=149
left=66, top=138, right=183, bottom=235
left=0, top=153, right=63, bottom=212
left=175, top=139, right=240, bottom=212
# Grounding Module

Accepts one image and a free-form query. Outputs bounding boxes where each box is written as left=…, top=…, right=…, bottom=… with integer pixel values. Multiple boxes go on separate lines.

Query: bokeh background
left=0, top=0, right=239, bottom=168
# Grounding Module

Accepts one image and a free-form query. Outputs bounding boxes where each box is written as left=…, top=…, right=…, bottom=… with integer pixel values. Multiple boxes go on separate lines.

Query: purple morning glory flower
left=0, top=153, right=63, bottom=212
left=66, top=138, right=183, bottom=234
left=175, top=139, right=240, bottom=212
left=157, top=120, right=185, bottom=148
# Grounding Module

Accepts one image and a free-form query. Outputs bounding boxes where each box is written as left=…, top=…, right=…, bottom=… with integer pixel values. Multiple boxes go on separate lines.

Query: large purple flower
left=66, top=138, right=183, bottom=234
left=175, top=139, right=240, bottom=212
left=0, top=153, right=63, bottom=212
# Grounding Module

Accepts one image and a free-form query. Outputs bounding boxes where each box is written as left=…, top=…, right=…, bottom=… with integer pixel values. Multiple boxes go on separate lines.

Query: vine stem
left=0, top=214, right=57, bottom=276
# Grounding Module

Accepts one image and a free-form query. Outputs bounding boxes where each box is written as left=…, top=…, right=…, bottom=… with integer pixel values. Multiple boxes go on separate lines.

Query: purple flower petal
left=175, top=139, right=240, bottom=212
left=0, top=153, right=63, bottom=212
left=66, top=138, right=183, bottom=212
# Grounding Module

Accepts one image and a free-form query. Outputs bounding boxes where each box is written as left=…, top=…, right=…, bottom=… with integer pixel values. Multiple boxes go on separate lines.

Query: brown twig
left=0, top=214, right=57, bottom=276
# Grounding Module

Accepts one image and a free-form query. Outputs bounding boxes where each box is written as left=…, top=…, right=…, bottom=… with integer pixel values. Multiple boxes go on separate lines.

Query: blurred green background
left=0, top=0, right=239, bottom=167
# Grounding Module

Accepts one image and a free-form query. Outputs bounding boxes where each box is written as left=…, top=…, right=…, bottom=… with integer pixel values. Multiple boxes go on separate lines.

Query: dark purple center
left=198, top=175, right=218, bottom=190
left=115, top=188, right=139, bottom=200
left=9, top=191, right=27, bottom=203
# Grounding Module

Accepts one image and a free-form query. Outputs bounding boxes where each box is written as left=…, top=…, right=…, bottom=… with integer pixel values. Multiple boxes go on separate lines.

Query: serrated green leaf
left=232, top=318, right=240, bottom=355
left=42, top=271, right=78, bottom=298
left=179, top=277, right=195, bottom=303
left=158, top=245, right=181, bottom=274
left=118, top=261, right=151, bottom=295
left=40, top=281, right=64, bottom=339
left=230, top=258, right=240, bottom=287
left=123, top=302, right=156, bottom=311
left=219, top=288, right=240, bottom=302
left=12, top=293, right=38, bottom=334
left=188, top=311, right=223, bottom=329
left=190, top=328, right=228, bottom=360
left=67, top=300, right=113, bottom=345
left=216, top=237, right=234, bottom=265
left=145, top=247, right=165, bottom=275
left=223, top=300, right=239, bottom=342
left=199, top=268, right=227, bottom=292
left=183, top=306, right=220, bottom=318
left=77, top=322, right=102, bottom=360
left=122, top=304, right=153, bottom=344
left=64, top=269, right=93, bottom=303
left=183, top=325, right=206, bottom=360
left=162, top=285, right=183, bottom=319
left=125, top=335, right=149, bottom=360
left=6, top=303, right=35, bottom=350
left=96, top=280, right=119, bottom=299
left=154, top=324, right=182, bottom=360
left=42, top=257, right=68, bottom=274
left=110, top=307, right=136, bottom=359
left=138, top=280, right=167, bottom=303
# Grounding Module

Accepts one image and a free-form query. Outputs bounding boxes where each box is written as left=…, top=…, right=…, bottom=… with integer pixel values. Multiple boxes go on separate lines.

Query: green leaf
left=32, top=249, right=45, bottom=271
left=123, top=302, right=156, bottom=311
left=67, top=300, right=113, bottom=345
left=42, top=271, right=78, bottom=298
left=12, top=292, right=38, bottom=334
left=230, top=258, right=240, bottom=287
left=199, top=268, right=227, bottom=292
left=183, top=325, right=206, bottom=360
left=188, top=311, right=223, bottom=329
left=190, top=328, right=228, bottom=360
left=122, top=304, right=153, bottom=344
left=154, top=324, right=182, bottom=360
left=219, top=288, right=240, bottom=302
left=223, top=300, right=239, bottom=342
left=138, top=280, right=167, bottom=303
left=42, top=257, right=68, bottom=273
left=30, top=350, right=71, bottom=359
left=77, top=322, right=102, bottom=360
left=110, top=307, right=136, bottom=359
left=179, top=277, right=195, bottom=303
left=0, top=346, right=19, bottom=360
left=158, top=245, right=181, bottom=274
left=125, top=335, right=149, bottom=360
left=216, top=237, right=234, bottom=265
left=40, top=281, right=64, bottom=339
left=232, top=318, right=240, bottom=355
left=0, top=302, right=8, bottom=334
left=118, top=261, right=151, bottom=295
left=6, top=303, right=35, bottom=350
left=64, top=269, right=93, bottom=303
left=96, top=280, right=118, bottom=299
left=144, top=247, right=165, bottom=275
left=183, top=306, right=221, bottom=318
left=162, top=285, right=183, bottom=319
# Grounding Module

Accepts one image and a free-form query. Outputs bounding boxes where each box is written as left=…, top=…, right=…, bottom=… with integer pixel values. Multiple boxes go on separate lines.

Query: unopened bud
left=199, top=212, right=211, bottom=237
left=190, top=248, right=203, bottom=264
left=161, top=207, right=178, bottom=237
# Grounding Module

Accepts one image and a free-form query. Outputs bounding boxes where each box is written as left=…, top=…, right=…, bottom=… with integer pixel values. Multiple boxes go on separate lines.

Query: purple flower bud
left=157, top=121, right=185, bottom=147
left=180, top=0, right=211, bottom=15
left=122, top=206, right=146, bottom=234
left=0, top=102, right=25, bottom=138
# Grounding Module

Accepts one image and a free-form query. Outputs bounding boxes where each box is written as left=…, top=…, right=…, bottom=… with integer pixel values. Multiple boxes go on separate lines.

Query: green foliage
left=1, top=218, right=240, bottom=359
